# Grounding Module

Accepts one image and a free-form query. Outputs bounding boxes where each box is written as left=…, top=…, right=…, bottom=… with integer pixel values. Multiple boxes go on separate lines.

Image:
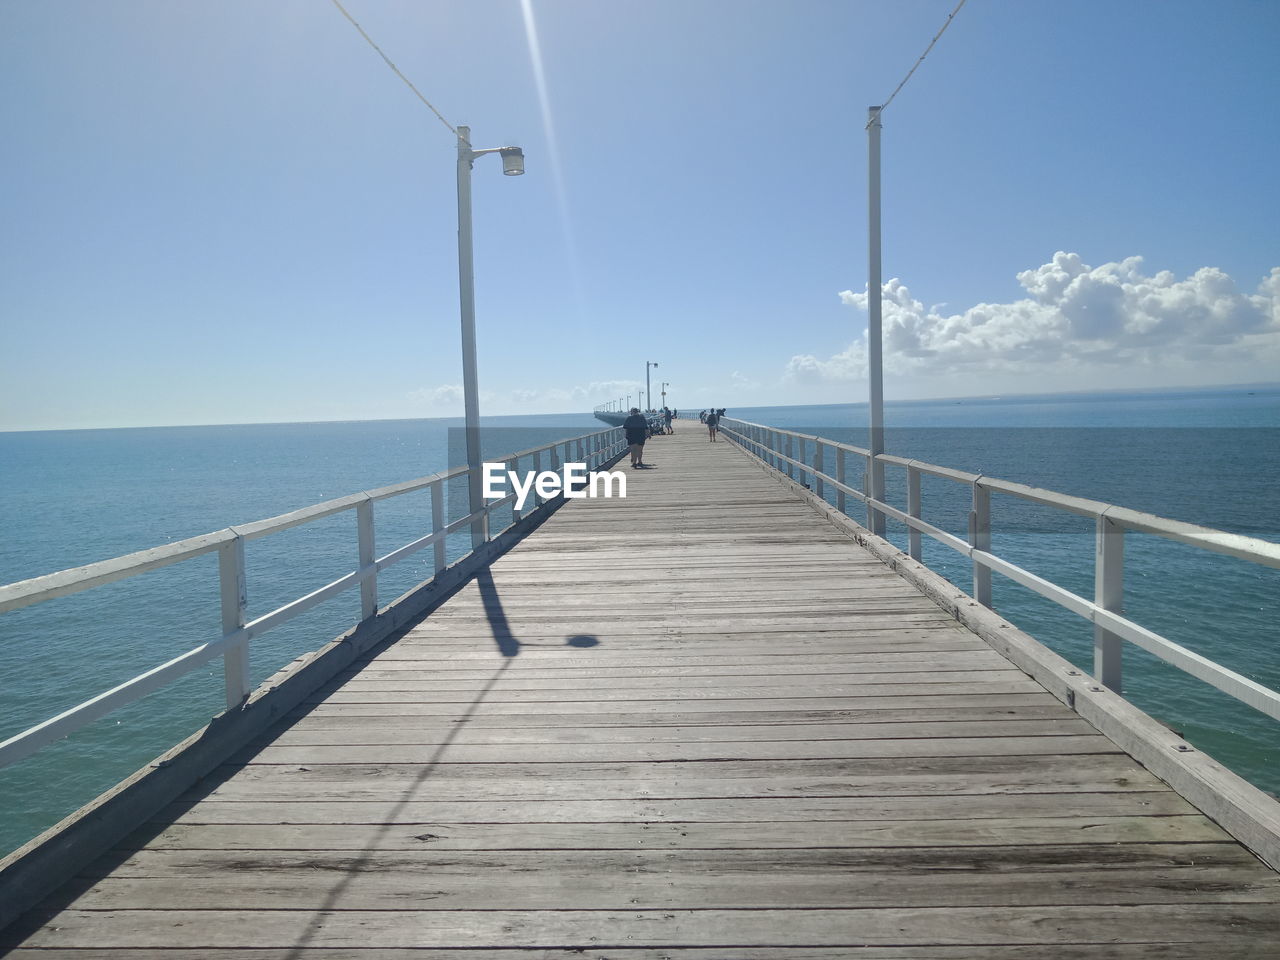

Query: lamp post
left=456, top=125, right=524, bottom=548
left=866, top=106, right=886, bottom=537
left=646, top=361, right=659, bottom=411
left=661, top=381, right=669, bottom=407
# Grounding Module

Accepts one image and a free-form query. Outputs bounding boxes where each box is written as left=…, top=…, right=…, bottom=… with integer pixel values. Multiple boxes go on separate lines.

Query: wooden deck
left=6, top=421, right=1280, bottom=956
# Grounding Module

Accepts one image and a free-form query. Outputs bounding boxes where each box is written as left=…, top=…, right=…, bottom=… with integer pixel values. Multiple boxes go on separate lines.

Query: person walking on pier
left=705, top=408, right=719, bottom=442
left=623, top=407, right=649, bottom=468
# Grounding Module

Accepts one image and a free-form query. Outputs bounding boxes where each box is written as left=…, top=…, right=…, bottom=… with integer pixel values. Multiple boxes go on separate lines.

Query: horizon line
left=3, top=380, right=1277, bottom=435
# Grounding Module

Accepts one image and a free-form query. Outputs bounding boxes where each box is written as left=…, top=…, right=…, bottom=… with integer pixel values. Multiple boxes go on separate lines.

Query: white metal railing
left=0, top=426, right=626, bottom=770
left=718, top=416, right=1280, bottom=723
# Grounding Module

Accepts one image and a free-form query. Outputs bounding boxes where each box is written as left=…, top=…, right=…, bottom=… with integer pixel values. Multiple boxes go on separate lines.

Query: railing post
left=814, top=442, right=825, bottom=501
left=509, top=456, right=521, bottom=523
left=431, top=480, right=446, bottom=574
left=532, top=450, right=543, bottom=507
left=1095, top=513, right=1125, bottom=693
left=969, top=481, right=992, bottom=607
left=864, top=455, right=875, bottom=532
left=218, top=534, right=250, bottom=708
left=785, top=434, right=794, bottom=480
left=356, top=496, right=377, bottom=620
left=836, top=447, right=846, bottom=515
left=478, top=464, right=492, bottom=544
left=907, top=463, right=922, bottom=562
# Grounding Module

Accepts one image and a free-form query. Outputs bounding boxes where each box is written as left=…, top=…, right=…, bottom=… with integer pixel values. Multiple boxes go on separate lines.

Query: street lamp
left=646, top=361, right=659, bottom=411
left=866, top=106, right=885, bottom=537
left=661, top=381, right=669, bottom=407
left=456, top=125, right=524, bottom=548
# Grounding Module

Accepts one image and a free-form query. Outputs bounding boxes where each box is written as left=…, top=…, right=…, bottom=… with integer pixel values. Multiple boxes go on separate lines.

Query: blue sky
left=2, top=0, right=1277, bottom=430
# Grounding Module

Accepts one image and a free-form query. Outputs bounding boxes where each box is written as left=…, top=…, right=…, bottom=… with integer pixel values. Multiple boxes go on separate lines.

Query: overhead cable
left=872, top=0, right=969, bottom=125
left=330, top=0, right=457, bottom=136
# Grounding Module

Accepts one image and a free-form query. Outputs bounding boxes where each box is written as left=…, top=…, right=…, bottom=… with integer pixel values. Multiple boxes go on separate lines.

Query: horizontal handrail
left=721, top=417, right=1280, bottom=568
left=718, top=417, right=1280, bottom=725
left=0, top=426, right=627, bottom=771
left=0, top=465, right=468, bottom=616
left=0, top=531, right=238, bottom=615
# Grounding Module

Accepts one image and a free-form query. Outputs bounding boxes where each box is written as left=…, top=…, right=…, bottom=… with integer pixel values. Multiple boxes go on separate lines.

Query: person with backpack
left=623, top=407, right=649, bottom=467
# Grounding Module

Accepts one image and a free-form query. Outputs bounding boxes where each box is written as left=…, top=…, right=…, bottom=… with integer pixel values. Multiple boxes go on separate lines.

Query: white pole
left=456, top=126, right=486, bottom=548
left=866, top=106, right=886, bottom=537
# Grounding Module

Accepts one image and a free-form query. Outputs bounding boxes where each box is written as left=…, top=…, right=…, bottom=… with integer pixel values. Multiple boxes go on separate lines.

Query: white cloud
left=506, top=380, right=643, bottom=407
left=407, top=383, right=500, bottom=414
left=429, top=384, right=464, bottom=405
left=789, top=254, right=1280, bottom=384
left=404, top=383, right=465, bottom=410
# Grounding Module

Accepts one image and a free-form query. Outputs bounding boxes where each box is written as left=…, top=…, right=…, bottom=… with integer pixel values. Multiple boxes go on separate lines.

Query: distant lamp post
left=456, top=125, right=524, bottom=548
left=646, top=361, right=659, bottom=411
left=661, top=381, right=669, bottom=407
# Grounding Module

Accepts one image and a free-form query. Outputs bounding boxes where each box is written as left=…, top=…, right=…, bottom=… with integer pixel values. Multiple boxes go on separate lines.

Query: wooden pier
left=5, top=422, right=1280, bottom=955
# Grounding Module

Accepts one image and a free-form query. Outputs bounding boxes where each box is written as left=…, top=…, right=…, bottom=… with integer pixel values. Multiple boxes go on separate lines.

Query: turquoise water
left=1, top=388, right=1277, bottom=857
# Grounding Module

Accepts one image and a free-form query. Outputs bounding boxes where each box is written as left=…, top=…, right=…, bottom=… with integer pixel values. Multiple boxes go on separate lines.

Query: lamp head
left=500, top=147, right=525, bottom=176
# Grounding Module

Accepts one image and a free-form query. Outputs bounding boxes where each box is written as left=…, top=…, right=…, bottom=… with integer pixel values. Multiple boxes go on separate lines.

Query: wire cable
left=330, top=0, right=457, bottom=136
left=872, top=0, right=969, bottom=124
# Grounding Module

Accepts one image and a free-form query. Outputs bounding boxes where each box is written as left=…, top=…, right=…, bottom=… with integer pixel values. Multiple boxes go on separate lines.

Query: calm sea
left=1, top=388, right=1277, bottom=857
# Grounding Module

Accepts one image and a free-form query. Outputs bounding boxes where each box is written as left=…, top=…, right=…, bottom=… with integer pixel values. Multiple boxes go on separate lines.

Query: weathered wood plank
left=64, top=845, right=1280, bottom=911
left=12, top=903, right=1280, bottom=949
left=352, top=646, right=1000, bottom=670
left=2, top=948, right=1268, bottom=960
left=255, top=718, right=1098, bottom=747
left=188, top=753, right=1165, bottom=802
left=233, top=734, right=1119, bottom=766
left=306, top=679, right=1045, bottom=704
left=282, top=700, right=1075, bottom=726
left=121, top=814, right=1233, bottom=852
left=292, top=691, right=1059, bottom=717
left=158, top=791, right=1198, bottom=824
left=403, top=613, right=960, bottom=635
left=314, top=668, right=1032, bottom=694
left=386, top=636, right=979, bottom=656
